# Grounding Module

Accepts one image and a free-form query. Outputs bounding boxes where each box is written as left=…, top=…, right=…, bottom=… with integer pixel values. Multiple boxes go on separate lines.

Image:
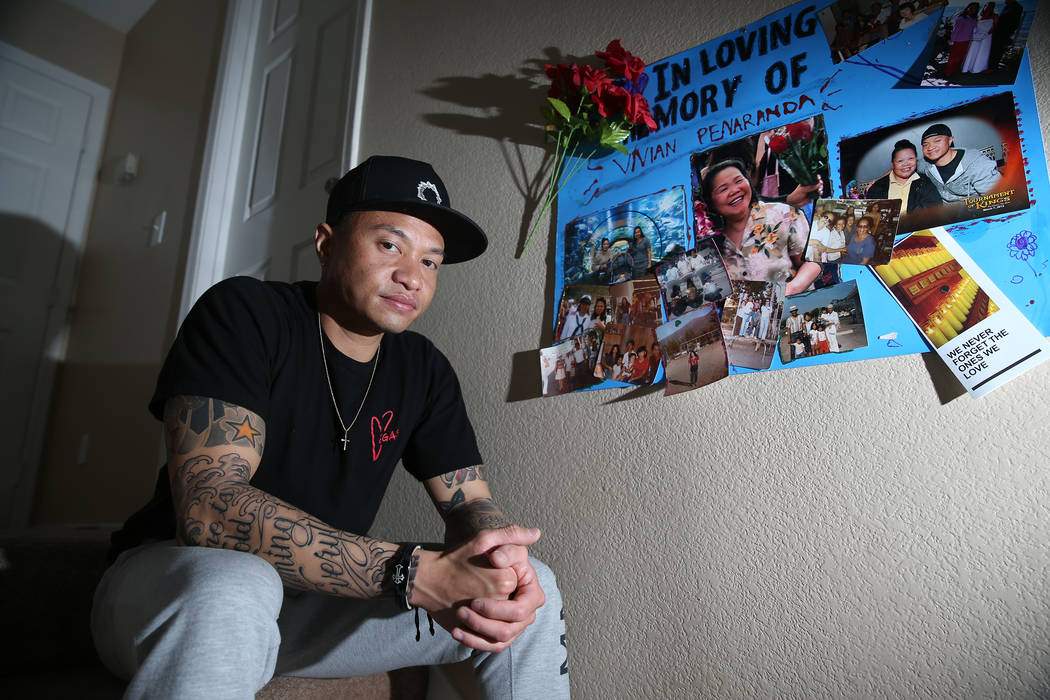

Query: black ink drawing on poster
left=655, top=304, right=729, bottom=395
left=779, top=279, right=869, bottom=364
left=818, top=0, right=948, bottom=64
left=721, top=280, right=787, bottom=370
left=539, top=330, right=604, bottom=397
left=918, top=0, right=1037, bottom=87
left=562, top=186, right=690, bottom=286
left=654, top=239, right=731, bottom=321
left=839, top=92, right=1029, bottom=234
left=807, top=198, right=902, bottom=266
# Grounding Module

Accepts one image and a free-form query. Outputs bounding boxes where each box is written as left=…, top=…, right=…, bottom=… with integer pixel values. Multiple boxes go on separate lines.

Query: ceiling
left=60, top=0, right=159, bottom=33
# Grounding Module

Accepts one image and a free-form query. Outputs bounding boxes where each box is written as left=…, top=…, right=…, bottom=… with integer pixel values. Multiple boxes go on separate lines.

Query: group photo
left=654, top=239, right=731, bottom=321
left=806, top=198, right=901, bottom=267
left=720, top=281, right=787, bottom=371
left=594, top=326, right=661, bottom=386
left=839, top=92, right=1029, bottom=233
left=919, top=0, right=1036, bottom=87
left=818, top=0, right=948, bottom=63
left=540, top=329, right=604, bottom=397
left=778, top=280, right=869, bottom=364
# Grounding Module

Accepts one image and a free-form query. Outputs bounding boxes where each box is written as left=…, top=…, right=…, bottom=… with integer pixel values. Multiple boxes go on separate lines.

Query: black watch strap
left=391, top=543, right=421, bottom=611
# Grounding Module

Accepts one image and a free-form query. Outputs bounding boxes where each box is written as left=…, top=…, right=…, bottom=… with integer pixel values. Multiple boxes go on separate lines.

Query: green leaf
left=610, top=142, right=629, bottom=154
left=547, top=97, right=572, bottom=122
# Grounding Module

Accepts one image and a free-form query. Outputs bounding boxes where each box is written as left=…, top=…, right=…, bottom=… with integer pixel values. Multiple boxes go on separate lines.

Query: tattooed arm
left=423, top=467, right=547, bottom=653
left=425, top=466, right=511, bottom=547
left=164, top=395, right=518, bottom=616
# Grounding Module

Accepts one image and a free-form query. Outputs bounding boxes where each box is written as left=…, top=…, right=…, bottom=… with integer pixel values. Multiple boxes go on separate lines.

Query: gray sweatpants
left=90, top=541, right=570, bottom=699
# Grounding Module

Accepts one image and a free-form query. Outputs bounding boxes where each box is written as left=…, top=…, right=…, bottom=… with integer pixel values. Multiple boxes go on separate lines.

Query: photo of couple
left=560, top=186, right=690, bottom=286
left=839, top=92, right=1029, bottom=234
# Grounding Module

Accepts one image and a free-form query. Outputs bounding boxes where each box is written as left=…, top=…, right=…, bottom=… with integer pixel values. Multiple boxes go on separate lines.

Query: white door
left=223, top=0, right=368, bottom=283
left=0, top=43, right=108, bottom=525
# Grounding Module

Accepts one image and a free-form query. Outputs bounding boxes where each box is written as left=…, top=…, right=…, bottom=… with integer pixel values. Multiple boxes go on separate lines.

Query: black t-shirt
left=109, top=277, right=482, bottom=559
left=936, top=149, right=964, bottom=184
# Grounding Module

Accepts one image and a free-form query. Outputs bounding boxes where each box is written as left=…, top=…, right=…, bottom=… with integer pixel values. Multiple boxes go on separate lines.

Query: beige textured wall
left=363, top=1, right=1050, bottom=698
left=31, top=0, right=228, bottom=524
left=0, top=0, right=125, bottom=89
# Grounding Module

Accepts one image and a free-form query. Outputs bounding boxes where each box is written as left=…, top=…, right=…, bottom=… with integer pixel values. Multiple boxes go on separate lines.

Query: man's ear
left=315, top=222, right=334, bottom=266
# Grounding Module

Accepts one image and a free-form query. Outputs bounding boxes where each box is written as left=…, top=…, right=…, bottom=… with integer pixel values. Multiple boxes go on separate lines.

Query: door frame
left=0, top=41, right=111, bottom=525
left=179, top=0, right=373, bottom=323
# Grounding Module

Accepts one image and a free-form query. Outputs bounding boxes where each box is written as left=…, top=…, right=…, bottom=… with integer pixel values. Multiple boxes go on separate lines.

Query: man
left=916, top=123, right=1000, bottom=202
left=785, top=305, right=810, bottom=360
left=821, top=304, right=841, bottom=353
left=90, top=156, right=569, bottom=699
left=989, top=0, right=1022, bottom=71
left=806, top=211, right=838, bottom=262
left=559, top=295, right=592, bottom=339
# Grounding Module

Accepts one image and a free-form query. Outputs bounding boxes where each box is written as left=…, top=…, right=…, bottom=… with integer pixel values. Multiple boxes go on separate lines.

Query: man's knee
left=528, top=557, right=562, bottom=611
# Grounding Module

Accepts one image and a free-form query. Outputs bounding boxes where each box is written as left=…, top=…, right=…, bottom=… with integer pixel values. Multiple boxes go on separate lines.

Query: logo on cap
left=416, top=181, right=441, bottom=204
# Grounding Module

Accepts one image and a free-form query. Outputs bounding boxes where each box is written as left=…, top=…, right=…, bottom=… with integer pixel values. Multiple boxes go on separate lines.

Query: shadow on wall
left=0, top=214, right=79, bottom=526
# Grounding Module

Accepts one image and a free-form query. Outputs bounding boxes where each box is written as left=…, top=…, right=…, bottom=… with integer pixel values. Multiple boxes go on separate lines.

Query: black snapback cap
left=325, top=155, right=488, bottom=264
left=921, top=123, right=952, bottom=141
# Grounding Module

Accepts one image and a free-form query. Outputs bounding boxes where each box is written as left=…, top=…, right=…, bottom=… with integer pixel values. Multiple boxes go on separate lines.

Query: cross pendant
left=340, top=434, right=350, bottom=452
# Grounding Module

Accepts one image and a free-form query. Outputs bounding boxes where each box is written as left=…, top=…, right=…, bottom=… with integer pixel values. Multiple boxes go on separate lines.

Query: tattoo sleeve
left=443, top=496, right=512, bottom=547
left=165, top=395, right=399, bottom=598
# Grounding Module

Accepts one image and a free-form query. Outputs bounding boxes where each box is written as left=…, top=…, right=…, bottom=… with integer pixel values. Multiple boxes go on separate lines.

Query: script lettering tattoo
left=168, top=399, right=399, bottom=597
left=444, top=497, right=512, bottom=546
left=165, top=395, right=266, bottom=459
left=440, top=466, right=483, bottom=490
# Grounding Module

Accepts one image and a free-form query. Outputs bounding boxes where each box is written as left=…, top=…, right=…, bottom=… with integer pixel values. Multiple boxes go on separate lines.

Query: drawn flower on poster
left=521, top=40, right=659, bottom=255
left=1007, top=230, right=1038, bottom=261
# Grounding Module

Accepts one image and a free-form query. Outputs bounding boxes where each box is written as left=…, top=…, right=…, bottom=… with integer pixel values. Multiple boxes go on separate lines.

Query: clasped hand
left=412, top=526, right=545, bottom=653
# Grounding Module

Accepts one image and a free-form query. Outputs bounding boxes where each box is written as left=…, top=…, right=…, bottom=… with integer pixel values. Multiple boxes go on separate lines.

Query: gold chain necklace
left=318, top=313, right=379, bottom=452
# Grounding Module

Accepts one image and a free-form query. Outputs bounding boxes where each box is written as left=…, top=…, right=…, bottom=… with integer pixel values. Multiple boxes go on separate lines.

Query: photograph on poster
left=656, top=304, right=729, bottom=395
left=918, top=0, right=1036, bottom=87
left=872, top=230, right=998, bottom=347
left=818, top=0, right=948, bottom=63
left=690, top=117, right=828, bottom=296
left=561, top=186, right=690, bottom=286
left=596, top=325, right=661, bottom=385
left=779, top=280, right=868, bottom=364
left=654, top=239, right=731, bottom=321
left=840, top=92, right=1029, bottom=234
left=721, top=280, right=786, bottom=370
left=610, top=277, right=663, bottom=328
left=539, top=329, right=604, bottom=397
left=807, top=198, right=902, bottom=266
left=555, top=285, right=617, bottom=340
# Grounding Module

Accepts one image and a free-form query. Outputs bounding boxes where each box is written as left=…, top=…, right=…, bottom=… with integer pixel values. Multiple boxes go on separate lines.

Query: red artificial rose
left=592, top=82, right=630, bottom=119
left=597, top=39, right=646, bottom=81
left=786, top=122, right=812, bottom=142
left=626, top=93, right=658, bottom=131
left=768, top=134, right=789, bottom=154
left=545, top=62, right=585, bottom=99
left=579, top=64, right=611, bottom=94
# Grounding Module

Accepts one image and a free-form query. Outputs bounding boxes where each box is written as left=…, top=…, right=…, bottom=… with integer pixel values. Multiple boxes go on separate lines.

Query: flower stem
left=521, top=126, right=584, bottom=255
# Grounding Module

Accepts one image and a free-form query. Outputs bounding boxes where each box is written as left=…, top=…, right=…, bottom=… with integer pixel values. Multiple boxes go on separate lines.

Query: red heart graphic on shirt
left=370, top=410, right=394, bottom=461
